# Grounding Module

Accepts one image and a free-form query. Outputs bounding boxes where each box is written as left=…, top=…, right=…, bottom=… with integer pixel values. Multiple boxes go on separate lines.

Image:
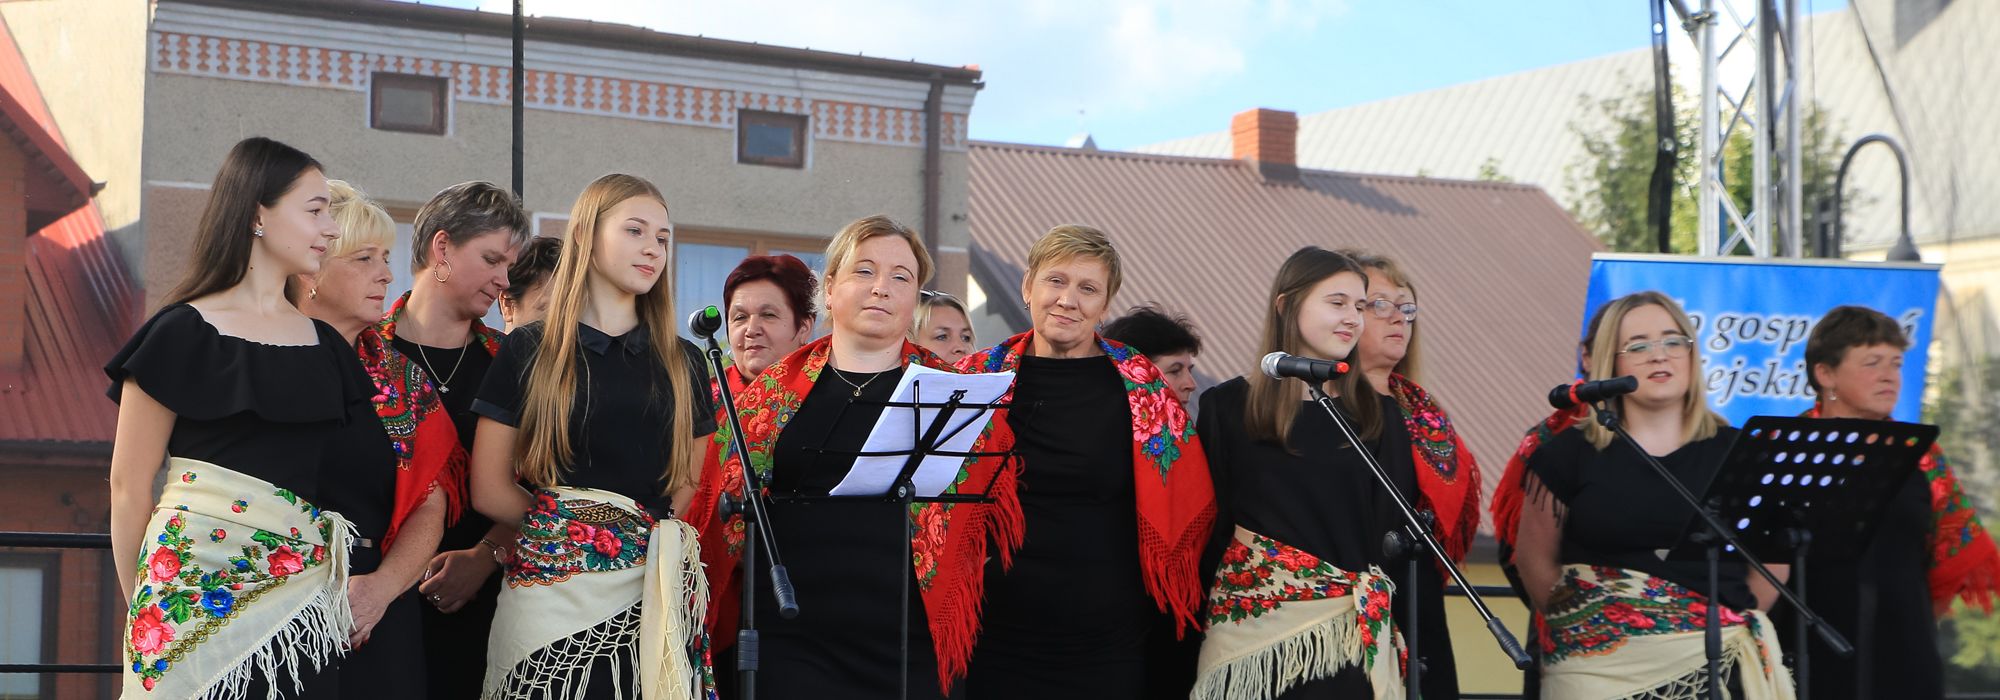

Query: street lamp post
left=1827, top=134, right=1919, bottom=262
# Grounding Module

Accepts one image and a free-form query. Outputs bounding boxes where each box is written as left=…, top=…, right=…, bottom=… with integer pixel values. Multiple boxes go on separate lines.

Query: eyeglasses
left=1360, top=299, right=1418, bottom=320
left=920, top=289, right=956, bottom=301
left=1618, top=336, right=1693, bottom=359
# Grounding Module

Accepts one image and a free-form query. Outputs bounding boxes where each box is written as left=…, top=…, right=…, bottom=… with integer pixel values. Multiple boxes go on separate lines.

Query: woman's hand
left=417, top=546, right=498, bottom=614
left=346, top=572, right=393, bottom=645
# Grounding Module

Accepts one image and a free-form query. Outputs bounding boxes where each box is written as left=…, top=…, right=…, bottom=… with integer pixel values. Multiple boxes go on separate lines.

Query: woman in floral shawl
left=107, top=137, right=361, bottom=699
left=1340, top=249, right=1473, bottom=700
left=958, top=225, right=1215, bottom=699
left=1780, top=305, right=2000, bottom=699
left=1192, top=247, right=1408, bottom=700
left=1513, top=291, right=1792, bottom=700
left=686, top=215, right=1020, bottom=698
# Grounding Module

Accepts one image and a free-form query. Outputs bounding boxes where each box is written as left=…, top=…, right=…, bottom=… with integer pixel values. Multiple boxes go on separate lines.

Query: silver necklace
left=415, top=340, right=469, bottom=392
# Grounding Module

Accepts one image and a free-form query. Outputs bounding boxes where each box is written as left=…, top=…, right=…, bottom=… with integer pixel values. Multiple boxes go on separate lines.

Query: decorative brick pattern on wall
left=150, top=31, right=969, bottom=149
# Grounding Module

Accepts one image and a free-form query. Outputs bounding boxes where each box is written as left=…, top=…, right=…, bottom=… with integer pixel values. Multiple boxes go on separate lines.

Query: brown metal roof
left=164, top=0, right=984, bottom=87
left=0, top=15, right=141, bottom=449
left=968, top=141, right=1603, bottom=522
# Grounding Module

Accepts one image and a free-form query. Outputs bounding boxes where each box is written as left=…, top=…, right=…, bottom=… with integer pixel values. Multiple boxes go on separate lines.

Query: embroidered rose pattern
left=1205, top=531, right=1403, bottom=676
left=508, top=490, right=652, bottom=587
left=125, top=475, right=334, bottom=691
left=1541, top=565, right=1756, bottom=664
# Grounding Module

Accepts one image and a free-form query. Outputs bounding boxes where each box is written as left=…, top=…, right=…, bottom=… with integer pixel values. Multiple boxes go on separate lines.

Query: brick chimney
left=1231, top=108, right=1299, bottom=181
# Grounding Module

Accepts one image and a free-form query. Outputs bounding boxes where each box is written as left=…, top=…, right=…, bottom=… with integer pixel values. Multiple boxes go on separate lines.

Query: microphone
left=1261, top=351, right=1350, bottom=382
left=687, top=305, right=722, bottom=339
left=1547, top=376, right=1640, bottom=409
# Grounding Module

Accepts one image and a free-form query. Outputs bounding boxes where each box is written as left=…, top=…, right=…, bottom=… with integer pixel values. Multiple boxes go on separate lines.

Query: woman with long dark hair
left=469, top=174, right=715, bottom=699
left=107, top=136, right=362, bottom=698
left=1192, top=247, right=1407, bottom=700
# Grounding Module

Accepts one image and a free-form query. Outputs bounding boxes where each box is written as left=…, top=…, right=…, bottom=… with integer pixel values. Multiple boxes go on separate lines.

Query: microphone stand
left=699, top=332, right=799, bottom=700
left=1305, top=383, right=1534, bottom=676
left=1589, top=401, right=1853, bottom=700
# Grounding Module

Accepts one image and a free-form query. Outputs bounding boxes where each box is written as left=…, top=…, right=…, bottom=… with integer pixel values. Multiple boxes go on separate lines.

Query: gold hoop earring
left=433, top=259, right=451, bottom=284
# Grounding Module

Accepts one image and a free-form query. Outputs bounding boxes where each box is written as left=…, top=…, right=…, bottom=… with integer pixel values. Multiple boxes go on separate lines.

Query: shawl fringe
left=1192, top=607, right=1374, bottom=700
left=188, top=519, right=357, bottom=700
left=482, top=606, right=644, bottom=700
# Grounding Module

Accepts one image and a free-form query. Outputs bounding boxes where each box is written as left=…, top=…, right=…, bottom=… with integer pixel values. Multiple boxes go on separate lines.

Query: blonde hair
left=1245, top=247, right=1383, bottom=449
left=1579, top=290, right=1725, bottom=449
left=326, top=179, right=396, bottom=258
left=823, top=214, right=934, bottom=289
left=912, top=290, right=972, bottom=340
left=286, top=179, right=396, bottom=304
left=1025, top=224, right=1123, bottom=301
left=516, top=174, right=699, bottom=493
left=1336, top=249, right=1424, bottom=383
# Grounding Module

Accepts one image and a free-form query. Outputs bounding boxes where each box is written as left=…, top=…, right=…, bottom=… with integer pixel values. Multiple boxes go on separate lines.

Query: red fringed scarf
left=685, top=337, right=1022, bottom=692
left=961, top=331, right=1216, bottom=634
left=1490, top=405, right=1588, bottom=554
left=352, top=292, right=504, bottom=551
left=1387, top=374, right=1482, bottom=563
left=1800, top=405, right=2000, bottom=614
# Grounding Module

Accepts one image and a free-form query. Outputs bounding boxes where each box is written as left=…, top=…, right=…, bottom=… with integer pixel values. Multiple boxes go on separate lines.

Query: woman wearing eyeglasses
left=1340, top=249, right=1471, bottom=700
left=1512, top=291, right=1792, bottom=699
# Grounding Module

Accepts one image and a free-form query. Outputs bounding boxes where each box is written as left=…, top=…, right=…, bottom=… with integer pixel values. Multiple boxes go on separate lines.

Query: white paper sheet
left=827, top=364, right=1016, bottom=498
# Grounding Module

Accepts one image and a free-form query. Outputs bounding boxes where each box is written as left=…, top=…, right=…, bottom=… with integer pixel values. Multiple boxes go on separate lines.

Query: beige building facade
left=139, top=0, right=980, bottom=321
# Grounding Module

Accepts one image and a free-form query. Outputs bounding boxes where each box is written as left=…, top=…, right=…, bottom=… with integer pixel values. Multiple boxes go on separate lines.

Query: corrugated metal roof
left=968, top=142, right=1603, bottom=518
left=0, top=14, right=141, bottom=447
left=1137, top=2, right=2000, bottom=250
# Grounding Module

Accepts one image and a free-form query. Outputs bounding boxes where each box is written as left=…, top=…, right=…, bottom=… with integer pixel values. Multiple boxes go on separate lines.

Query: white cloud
left=475, top=0, right=1349, bottom=140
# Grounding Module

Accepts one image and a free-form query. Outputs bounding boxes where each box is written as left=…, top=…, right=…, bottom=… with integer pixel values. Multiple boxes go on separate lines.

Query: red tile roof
left=0, top=16, right=140, bottom=448
left=967, top=142, right=1603, bottom=524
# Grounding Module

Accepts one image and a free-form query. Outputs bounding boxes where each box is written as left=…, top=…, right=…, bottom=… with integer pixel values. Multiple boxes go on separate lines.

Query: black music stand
left=1667, top=416, right=1934, bottom=700
left=778, top=377, right=1017, bottom=700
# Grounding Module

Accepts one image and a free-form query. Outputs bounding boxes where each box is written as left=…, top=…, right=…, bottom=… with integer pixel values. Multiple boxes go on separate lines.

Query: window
left=0, top=555, right=55, bottom=700
left=371, top=73, right=449, bottom=135
left=675, top=231, right=830, bottom=341
left=737, top=110, right=808, bottom=168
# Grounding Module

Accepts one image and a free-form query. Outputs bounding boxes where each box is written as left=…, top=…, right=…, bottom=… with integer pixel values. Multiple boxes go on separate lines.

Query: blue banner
left=1583, top=254, right=1941, bottom=423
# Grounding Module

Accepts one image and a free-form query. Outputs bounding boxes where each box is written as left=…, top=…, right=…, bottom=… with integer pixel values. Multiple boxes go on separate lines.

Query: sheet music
left=828, top=364, right=1015, bottom=498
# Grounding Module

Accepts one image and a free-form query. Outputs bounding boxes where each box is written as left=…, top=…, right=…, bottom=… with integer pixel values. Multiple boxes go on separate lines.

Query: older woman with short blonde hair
left=959, top=224, right=1214, bottom=699
left=291, top=179, right=396, bottom=342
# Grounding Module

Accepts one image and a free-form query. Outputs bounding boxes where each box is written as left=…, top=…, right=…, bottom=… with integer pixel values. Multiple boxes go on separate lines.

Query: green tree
left=1565, top=87, right=1846, bottom=255
left=1923, top=356, right=2000, bottom=692
left=1477, top=157, right=1514, bottom=183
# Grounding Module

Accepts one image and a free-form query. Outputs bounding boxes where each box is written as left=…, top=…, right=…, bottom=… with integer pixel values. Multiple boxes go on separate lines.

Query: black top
left=392, top=335, right=497, bottom=551
left=967, top=355, right=1150, bottom=696
left=105, top=304, right=365, bottom=504
left=1528, top=427, right=1754, bottom=610
left=1777, top=455, right=1940, bottom=700
left=315, top=364, right=401, bottom=550
left=472, top=321, right=716, bottom=515
left=1198, top=377, right=1413, bottom=574
left=758, top=364, right=954, bottom=700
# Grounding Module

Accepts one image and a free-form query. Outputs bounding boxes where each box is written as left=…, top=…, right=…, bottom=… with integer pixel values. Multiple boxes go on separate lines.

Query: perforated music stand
left=1668, top=415, right=1936, bottom=700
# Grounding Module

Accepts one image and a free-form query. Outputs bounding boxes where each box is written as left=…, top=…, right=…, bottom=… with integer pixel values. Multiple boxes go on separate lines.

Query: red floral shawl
left=1801, top=405, right=2000, bottom=614
left=352, top=292, right=504, bottom=551
left=1490, top=405, right=1588, bottom=553
left=961, top=331, right=1216, bottom=633
left=1387, top=374, right=1482, bottom=563
left=685, top=336, right=1021, bottom=692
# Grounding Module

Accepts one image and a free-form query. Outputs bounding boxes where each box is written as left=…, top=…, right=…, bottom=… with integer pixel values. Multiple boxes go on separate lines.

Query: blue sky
left=421, top=0, right=1832, bottom=150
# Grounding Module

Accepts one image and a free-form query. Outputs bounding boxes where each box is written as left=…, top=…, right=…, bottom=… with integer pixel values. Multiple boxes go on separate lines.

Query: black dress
left=1773, top=456, right=1941, bottom=700
left=965, top=355, right=1155, bottom=699
left=105, top=304, right=367, bottom=699
left=1526, top=427, right=1752, bottom=611
left=754, top=364, right=960, bottom=700
left=1197, top=378, right=1415, bottom=699
left=316, top=347, right=426, bottom=700
left=393, top=334, right=500, bottom=700
left=471, top=321, right=715, bottom=698
left=1385, top=448, right=1460, bottom=700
